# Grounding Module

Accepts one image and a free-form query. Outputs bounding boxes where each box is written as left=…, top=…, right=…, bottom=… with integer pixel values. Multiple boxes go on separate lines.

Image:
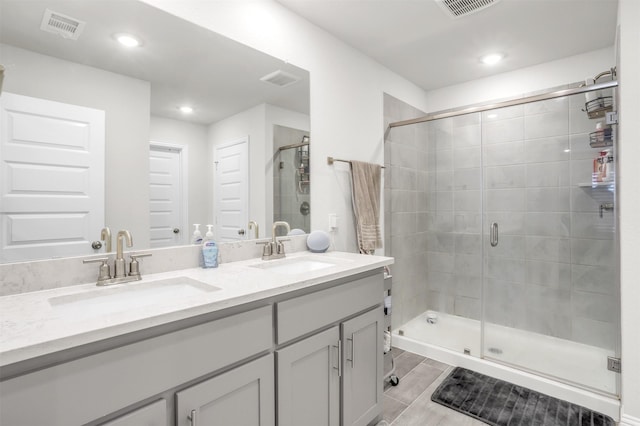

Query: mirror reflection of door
left=0, top=93, right=105, bottom=262
left=214, top=137, right=249, bottom=242
left=149, top=142, right=187, bottom=248
left=273, top=125, right=310, bottom=236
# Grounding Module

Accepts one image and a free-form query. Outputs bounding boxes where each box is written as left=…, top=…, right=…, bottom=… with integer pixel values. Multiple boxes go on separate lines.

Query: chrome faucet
left=248, top=220, right=259, bottom=239
left=255, top=221, right=291, bottom=260
left=272, top=221, right=290, bottom=242
left=83, top=229, right=151, bottom=286
left=101, top=227, right=112, bottom=253
left=115, top=230, right=132, bottom=278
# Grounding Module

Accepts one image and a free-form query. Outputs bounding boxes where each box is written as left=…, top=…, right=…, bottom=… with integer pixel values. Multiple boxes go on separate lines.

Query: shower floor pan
left=393, top=310, right=619, bottom=420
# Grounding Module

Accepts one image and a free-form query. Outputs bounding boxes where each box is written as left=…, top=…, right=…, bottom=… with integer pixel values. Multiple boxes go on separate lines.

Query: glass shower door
left=481, top=90, right=620, bottom=396
left=390, top=113, right=484, bottom=357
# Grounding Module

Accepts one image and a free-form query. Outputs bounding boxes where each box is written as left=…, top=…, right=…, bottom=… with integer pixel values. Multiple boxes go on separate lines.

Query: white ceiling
left=0, top=0, right=310, bottom=125
left=276, top=0, right=619, bottom=91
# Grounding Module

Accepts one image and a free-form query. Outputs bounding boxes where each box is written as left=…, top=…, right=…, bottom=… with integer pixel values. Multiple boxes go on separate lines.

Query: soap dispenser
left=202, top=225, right=218, bottom=268
left=205, top=224, right=214, bottom=241
left=192, top=224, right=203, bottom=245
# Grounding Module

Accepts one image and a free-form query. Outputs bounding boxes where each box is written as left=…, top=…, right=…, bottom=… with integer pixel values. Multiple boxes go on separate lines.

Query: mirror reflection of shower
left=273, top=125, right=310, bottom=236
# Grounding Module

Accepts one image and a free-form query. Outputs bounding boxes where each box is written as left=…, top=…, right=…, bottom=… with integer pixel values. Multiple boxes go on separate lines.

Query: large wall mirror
left=0, top=0, right=310, bottom=263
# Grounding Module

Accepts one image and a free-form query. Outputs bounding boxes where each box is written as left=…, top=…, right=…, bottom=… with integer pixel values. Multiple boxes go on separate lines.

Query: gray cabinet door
left=99, top=400, right=167, bottom=426
left=342, top=308, right=383, bottom=426
left=276, top=326, right=340, bottom=426
left=175, top=354, right=275, bottom=426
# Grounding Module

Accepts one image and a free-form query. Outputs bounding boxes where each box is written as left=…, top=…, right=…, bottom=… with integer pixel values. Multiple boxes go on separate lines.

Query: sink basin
left=49, top=277, right=220, bottom=318
left=251, top=256, right=337, bottom=275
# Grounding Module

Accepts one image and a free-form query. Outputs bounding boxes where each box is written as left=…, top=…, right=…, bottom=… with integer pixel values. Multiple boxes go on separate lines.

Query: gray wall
left=2, top=44, right=151, bottom=247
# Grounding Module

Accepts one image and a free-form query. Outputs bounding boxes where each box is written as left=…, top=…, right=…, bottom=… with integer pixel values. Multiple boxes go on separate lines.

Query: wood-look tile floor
left=382, top=348, right=486, bottom=426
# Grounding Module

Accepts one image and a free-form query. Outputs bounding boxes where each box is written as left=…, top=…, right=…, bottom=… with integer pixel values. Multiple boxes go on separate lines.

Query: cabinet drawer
left=0, top=305, right=272, bottom=426
left=277, top=273, right=382, bottom=344
left=99, top=399, right=167, bottom=426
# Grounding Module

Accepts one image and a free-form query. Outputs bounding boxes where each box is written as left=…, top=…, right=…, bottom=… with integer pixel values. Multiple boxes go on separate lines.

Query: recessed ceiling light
left=481, top=53, right=504, bottom=65
left=115, top=33, right=140, bottom=48
left=487, top=113, right=498, bottom=119
left=179, top=106, right=194, bottom=114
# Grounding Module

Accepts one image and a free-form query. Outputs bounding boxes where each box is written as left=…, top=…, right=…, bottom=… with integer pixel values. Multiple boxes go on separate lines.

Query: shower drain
left=488, top=347, right=503, bottom=355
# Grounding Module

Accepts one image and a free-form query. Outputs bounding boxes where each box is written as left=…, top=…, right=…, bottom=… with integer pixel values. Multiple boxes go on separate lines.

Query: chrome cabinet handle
left=238, top=228, right=245, bottom=235
left=173, top=228, right=180, bottom=234
left=188, top=409, right=196, bottom=426
left=332, top=340, right=342, bottom=377
left=490, top=222, right=499, bottom=247
left=347, top=335, right=355, bottom=367
left=91, top=240, right=103, bottom=249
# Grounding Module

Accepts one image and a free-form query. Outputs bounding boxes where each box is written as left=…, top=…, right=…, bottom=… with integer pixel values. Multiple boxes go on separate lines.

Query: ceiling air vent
left=40, top=9, right=86, bottom=40
left=436, top=0, right=501, bottom=19
left=260, top=70, right=300, bottom=88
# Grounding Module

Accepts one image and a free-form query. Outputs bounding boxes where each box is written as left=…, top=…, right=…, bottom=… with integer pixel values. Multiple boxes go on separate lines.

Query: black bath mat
left=431, top=367, right=615, bottom=426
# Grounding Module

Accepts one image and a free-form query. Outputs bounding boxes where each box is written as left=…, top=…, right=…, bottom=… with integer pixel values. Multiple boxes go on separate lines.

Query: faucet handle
left=130, top=253, right=152, bottom=260
left=129, top=253, right=152, bottom=279
left=83, top=257, right=111, bottom=285
left=83, top=257, right=109, bottom=263
left=256, top=241, right=273, bottom=258
left=276, top=241, right=286, bottom=255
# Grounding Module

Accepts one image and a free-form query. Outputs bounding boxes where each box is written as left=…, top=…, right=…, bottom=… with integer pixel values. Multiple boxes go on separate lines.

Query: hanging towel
left=350, top=160, right=382, bottom=254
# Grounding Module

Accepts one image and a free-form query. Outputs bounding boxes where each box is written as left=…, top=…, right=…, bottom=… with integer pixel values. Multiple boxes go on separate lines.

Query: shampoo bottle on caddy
left=202, top=225, right=218, bottom=268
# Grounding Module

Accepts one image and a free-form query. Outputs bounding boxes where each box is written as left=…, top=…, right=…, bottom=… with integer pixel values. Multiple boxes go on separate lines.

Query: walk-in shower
left=273, top=125, right=311, bottom=234
left=384, top=76, right=620, bottom=417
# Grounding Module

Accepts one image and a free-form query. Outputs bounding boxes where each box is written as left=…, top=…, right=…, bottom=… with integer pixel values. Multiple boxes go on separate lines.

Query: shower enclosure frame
left=389, top=79, right=617, bottom=129
left=387, top=77, right=621, bottom=417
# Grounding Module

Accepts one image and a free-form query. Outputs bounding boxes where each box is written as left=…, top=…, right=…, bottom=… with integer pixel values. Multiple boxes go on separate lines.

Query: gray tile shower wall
left=384, top=92, right=617, bottom=350
left=384, top=93, right=430, bottom=329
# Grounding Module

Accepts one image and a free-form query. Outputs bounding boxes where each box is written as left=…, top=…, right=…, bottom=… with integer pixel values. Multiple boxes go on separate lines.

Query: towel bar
left=327, top=156, right=385, bottom=168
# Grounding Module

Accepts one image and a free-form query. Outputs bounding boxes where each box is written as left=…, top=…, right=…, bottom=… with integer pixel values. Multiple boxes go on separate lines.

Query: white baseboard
left=620, top=413, right=640, bottom=426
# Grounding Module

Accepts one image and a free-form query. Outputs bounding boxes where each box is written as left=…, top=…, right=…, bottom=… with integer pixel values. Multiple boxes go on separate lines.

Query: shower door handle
left=490, top=223, right=499, bottom=247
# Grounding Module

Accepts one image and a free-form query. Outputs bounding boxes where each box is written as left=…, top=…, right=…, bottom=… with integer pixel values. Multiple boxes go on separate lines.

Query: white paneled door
left=214, top=137, right=249, bottom=242
left=149, top=143, right=186, bottom=248
left=0, top=93, right=105, bottom=262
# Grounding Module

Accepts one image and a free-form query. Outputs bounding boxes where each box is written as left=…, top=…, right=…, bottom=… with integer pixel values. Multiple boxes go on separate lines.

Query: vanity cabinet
left=0, top=305, right=273, bottom=426
left=342, top=308, right=383, bottom=426
left=99, top=400, right=167, bottom=426
left=175, top=354, right=275, bottom=426
left=277, top=327, right=341, bottom=426
left=0, top=268, right=385, bottom=426
left=276, top=273, right=384, bottom=426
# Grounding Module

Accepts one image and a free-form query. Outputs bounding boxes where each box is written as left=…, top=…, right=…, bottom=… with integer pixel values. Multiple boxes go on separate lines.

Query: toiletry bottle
left=595, top=121, right=605, bottom=143
left=205, top=224, right=214, bottom=241
left=593, top=151, right=605, bottom=183
left=604, top=149, right=614, bottom=182
left=192, top=224, right=203, bottom=245
left=202, top=225, right=218, bottom=268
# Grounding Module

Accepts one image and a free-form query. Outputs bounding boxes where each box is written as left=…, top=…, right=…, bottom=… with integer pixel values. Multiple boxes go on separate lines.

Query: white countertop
left=0, top=251, right=392, bottom=368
